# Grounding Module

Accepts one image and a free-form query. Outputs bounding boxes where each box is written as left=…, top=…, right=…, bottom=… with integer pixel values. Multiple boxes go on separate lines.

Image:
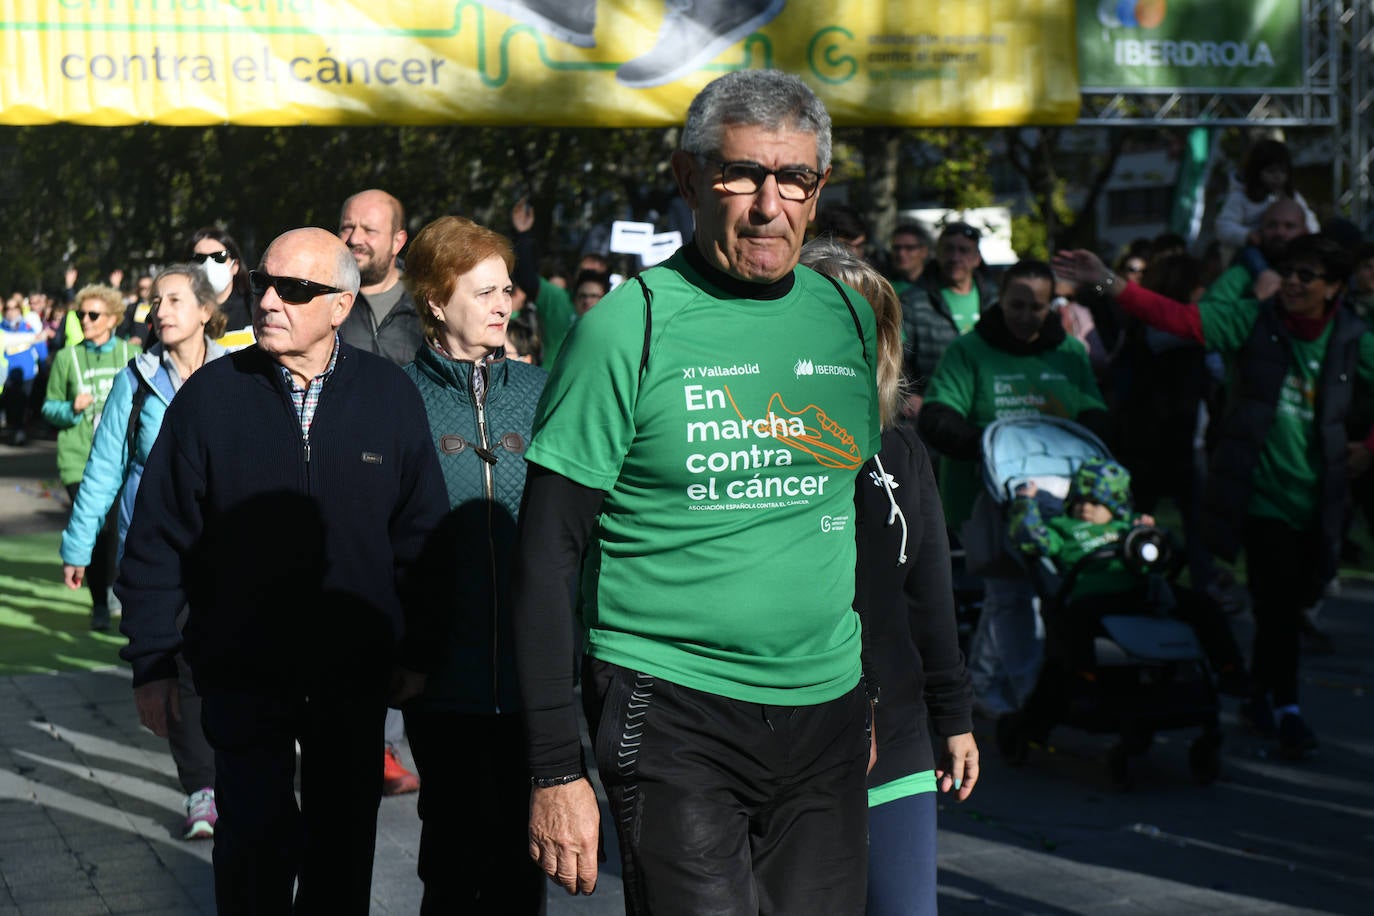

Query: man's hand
left=512, top=197, right=535, bottom=234
left=1347, top=441, right=1373, bottom=478
left=1252, top=269, right=1281, bottom=301
left=73, top=392, right=94, bottom=413
left=388, top=666, right=426, bottom=706
left=108, top=268, right=124, bottom=289
left=134, top=679, right=180, bottom=739
left=62, top=564, right=85, bottom=589
left=64, top=266, right=78, bottom=289
left=529, top=779, right=600, bottom=896
left=935, top=732, right=979, bottom=802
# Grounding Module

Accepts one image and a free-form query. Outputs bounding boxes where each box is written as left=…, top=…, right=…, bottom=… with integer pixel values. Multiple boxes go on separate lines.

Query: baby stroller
left=977, top=417, right=1222, bottom=788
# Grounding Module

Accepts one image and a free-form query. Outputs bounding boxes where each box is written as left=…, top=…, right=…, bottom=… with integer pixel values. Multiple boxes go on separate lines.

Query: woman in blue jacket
left=59, top=264, right=228, bottom=840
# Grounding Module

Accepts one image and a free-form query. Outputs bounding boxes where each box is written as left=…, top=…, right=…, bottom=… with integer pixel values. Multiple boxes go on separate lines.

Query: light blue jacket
left=60, top=340, right=228, bottom=567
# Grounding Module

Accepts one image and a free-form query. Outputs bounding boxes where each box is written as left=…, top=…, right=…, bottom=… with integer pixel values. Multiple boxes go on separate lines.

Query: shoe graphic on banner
left=483, top=0, right=599, bottom=48
left=617, top=0, right=787, bottom=89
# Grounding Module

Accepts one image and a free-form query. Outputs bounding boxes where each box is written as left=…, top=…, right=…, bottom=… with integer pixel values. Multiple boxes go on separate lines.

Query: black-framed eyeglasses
left=1276, top=264, right=1326, bottom=284
left=701, top=157, right=822, bottom=202
left=191, top=250, right=231, bottom=265
left=249, top=270, right=345, bottom=305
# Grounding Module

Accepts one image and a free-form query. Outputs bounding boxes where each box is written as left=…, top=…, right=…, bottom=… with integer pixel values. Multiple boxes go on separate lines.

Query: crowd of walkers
left=3, top=72, right=1373, bottom=914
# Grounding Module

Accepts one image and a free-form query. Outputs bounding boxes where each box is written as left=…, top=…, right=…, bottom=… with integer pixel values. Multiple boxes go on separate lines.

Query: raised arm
left=1053, top=250, right=1204, bottom=344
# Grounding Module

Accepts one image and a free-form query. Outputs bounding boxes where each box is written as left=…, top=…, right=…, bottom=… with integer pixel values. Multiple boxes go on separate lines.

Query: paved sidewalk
left=2, top=437, right=1371, bottom=914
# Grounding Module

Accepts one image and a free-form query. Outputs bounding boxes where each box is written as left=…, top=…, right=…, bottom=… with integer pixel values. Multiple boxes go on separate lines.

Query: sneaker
left=483, top=0, right=598, bottom=48
left=383, top=747, right=420, bottom=796
left=11, top=429, right=26, bottom=446
left=1240, top=694, right=1276, bottom=738
left=1277, top=713, right=1318, bottom=759
left=183, top=788, right=217, bottom=840
left=616, top=0, right=787, bottom=89
left=90, top=605, right=110, bottom=632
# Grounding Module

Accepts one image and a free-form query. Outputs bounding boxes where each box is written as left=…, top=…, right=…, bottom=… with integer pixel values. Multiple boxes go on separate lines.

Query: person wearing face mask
left=917, top=261, right=1108, bottom=718
left=187, top=227, right=254, bottom=343
left=1055, top=236, right=1374, bottom=759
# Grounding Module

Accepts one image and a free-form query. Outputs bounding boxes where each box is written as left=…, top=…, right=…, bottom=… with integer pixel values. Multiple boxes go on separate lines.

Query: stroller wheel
left=996, top=713, right=1031, bottom=766
left=1106, top=743, right=1134, bottom=790
left=1188, top=735, right=1222, bottom=786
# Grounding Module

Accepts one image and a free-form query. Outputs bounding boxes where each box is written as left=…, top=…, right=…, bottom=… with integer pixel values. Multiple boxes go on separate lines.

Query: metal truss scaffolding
left=1336, top=0, right=1373, bottom=225
left=1079, top=0, right=1373, bottom=227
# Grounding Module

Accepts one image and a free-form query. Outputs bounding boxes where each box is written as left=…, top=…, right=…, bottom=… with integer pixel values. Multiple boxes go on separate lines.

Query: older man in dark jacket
left=117, top=227, right=448, bottom=915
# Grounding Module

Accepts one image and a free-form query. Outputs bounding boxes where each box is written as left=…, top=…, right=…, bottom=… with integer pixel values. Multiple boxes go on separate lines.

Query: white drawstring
left=873, top=455, right=908, bottom=566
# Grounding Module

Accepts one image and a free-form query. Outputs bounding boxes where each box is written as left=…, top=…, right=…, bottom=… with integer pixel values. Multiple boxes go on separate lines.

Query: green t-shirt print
left=526, top=253, right=881, bottom=705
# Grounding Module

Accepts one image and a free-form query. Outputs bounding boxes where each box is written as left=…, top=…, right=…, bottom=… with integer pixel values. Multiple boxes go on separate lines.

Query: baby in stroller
left=1008, top=458, right=1247, bottom=695
left=999, top=457, right=1247, bottom=786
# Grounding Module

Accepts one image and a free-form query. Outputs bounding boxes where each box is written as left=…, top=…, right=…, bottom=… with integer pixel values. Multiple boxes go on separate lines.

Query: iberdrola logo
left=1098, top=0, right=1167, bottom=29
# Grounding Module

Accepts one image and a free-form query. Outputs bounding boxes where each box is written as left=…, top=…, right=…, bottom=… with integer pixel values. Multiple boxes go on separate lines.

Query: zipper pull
left=304, top=438, right=311, bottom=463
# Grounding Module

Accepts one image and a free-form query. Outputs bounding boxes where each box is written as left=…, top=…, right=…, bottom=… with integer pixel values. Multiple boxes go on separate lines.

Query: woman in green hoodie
left=42, top=283, right=139, bottom=630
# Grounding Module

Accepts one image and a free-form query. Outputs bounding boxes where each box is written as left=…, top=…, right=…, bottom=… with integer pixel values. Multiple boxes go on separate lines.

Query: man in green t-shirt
left=512, top=70, right=880, bottom=913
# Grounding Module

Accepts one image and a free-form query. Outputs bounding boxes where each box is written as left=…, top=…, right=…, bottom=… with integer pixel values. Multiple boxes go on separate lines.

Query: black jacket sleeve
left=916, top=401, right=983, bottom=460
left=902, top=436, right=974, bottom=737
left=115, top=407, right=201, bottom=686
left=511, top=463, right=605, bottom=779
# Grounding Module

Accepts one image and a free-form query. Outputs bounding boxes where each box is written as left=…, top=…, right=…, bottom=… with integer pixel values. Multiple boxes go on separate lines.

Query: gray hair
left=334, top=244, right=361, bottom=295
left=680, top=70, right=832, bottom=171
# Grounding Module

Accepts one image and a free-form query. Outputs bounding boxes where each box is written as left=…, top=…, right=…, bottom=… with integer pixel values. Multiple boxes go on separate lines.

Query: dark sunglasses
left=1276, top=264, right=1326, bottom=284
left=190, top=250, right=231, bottom=264
left=249, top=270, right=345, bottom=305
left=77, top=310, right=108, bottom=321
left=891, top=243, right=925, bottom=252
left=701, top=157, right=822, bottom=202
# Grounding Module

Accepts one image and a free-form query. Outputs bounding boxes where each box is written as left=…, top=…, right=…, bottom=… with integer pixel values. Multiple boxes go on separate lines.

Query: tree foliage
left=0, top=124, right=677, bottom=295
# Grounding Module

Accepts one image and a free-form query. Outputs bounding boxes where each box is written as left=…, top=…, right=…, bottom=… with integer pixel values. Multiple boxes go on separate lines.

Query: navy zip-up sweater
left=116, top=343, right=449, bottom=693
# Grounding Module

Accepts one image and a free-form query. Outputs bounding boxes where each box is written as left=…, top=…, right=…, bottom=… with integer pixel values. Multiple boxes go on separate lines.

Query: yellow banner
left=0, top=1, right=1079, bottom=126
